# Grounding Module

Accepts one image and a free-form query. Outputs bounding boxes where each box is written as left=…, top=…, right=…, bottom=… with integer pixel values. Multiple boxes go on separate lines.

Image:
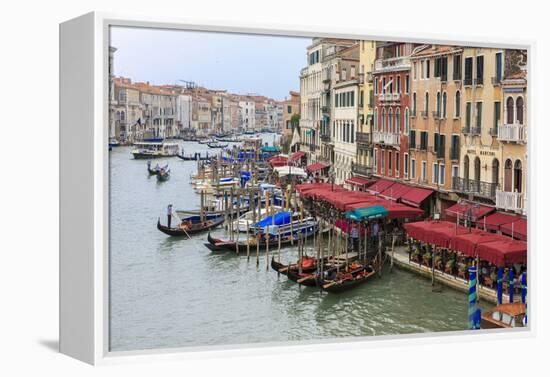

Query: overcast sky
left=110, top=26, right=311, bottom=100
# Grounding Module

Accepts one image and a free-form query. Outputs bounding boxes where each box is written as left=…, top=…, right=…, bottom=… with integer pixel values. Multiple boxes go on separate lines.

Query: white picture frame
left=59, top=11, right=534, bottom=365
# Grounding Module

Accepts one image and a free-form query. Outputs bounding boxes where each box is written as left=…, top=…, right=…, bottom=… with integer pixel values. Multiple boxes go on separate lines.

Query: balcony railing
left=356, top=132, right=372, bottom=145
left=452, top=176, right=498, bottom=200
left=450, top=148, right=460, bottom=161
left=498, top=123, right=526, bottom=143
left=351, top=162, right=373, bottom=177
left=378, top=93, right=401, bottom=102
left=320, top=134, right=331, bottom=142
left=372, top=131, right=400, bottom=146
left=496, top=190, right=524, bottom=213
left=374, top=56, right=411, bottom=72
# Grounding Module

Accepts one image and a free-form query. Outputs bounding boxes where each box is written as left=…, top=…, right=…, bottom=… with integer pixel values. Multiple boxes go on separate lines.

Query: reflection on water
left=109, top=135, right=484, bottom=352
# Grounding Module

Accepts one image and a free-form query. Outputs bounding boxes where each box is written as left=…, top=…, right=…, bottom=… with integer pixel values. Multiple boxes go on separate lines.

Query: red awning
left=404, top=221, right=467, bottom=248
left=366, top=179, right=395, bottom=194
left=379, top=182, right=412, bottom=201
left=326, top=191, right=372, bottom=210
left=268, top=155, right=289, bottom=167
left=290, top=151, right=306, bottom=160
left=448, top=231, right=505, bottom=258
left=400, top=187, right=434, bottom=207
left=476, top=239, right=527, bottom=267
left=476, top=212, right=522, bottom=232
left=445, top=202, right=495, bottom=220
left=306, top=162, right=328, bottom=173
left=345, top=176, right=373, bottom=186
left=500, top=218, right=527, bottom=241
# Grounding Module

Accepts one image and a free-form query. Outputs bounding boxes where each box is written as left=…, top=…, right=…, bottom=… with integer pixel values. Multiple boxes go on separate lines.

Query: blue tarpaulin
left=255, top=211, right=291, bottom=228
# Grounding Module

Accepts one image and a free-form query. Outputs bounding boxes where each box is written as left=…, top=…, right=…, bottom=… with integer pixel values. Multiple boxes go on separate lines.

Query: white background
left=0, top=0, right=548, bottom=375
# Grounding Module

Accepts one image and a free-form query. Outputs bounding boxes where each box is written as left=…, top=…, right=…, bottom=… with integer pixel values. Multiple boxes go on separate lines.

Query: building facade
left=333, top=78, right=359, bottom=184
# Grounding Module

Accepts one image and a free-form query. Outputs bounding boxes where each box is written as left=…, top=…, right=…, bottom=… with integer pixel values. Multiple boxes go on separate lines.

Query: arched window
left=514, top=160, right=523, bottom=193
left=463, top=155, right=470, bottom=181
left=492, top=158, right=499, bottom=185
left=412, top=92, right=417, bottom=115
left=382, top=108, right=386, bottom=132
left=374, top=108, right=378, bottom=131
left=504, top=159, right=513, bottom=191
left=424, top=92, right=429, bottom=113
left=442, top=92, right=447, bottom=118
left=436, top=92, right=441, bottom=116
left=388, top=108, right=393, bottom=133
left=395, top=108, right=401, bottom=134
left=455, top=91, right=461, bottom=118
left=474, top=157, right=481, bottom=191
left=506, top=97, right=514, bottom=124
left=405, top=108, right=410, bottom=134
left=516, top=97, right=524, bottom=124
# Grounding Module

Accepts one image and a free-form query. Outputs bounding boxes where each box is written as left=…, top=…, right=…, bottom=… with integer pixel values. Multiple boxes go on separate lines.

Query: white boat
left=231, top=206, right=282, bottom=232
left=194, top=178, right=240, bottom=194
left=131, top=142, right=179, bottom=159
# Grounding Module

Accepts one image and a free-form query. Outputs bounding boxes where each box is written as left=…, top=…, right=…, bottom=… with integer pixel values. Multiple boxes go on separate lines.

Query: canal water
left=109, top=135, right=486, bottom=352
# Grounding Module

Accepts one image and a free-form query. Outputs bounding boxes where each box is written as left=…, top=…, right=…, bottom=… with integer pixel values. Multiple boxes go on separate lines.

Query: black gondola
left=317, top=265, right=376, bottom=293
left=270, top=257, right=319, bottom=287
left=156, top=169, right=171, bottom=181
left=157, top=215, right=225, bottom=236
left=176, top=153, right=211, bottom=161
left=206, top=142, right=228, bottom=149
left=205, top=228, right=315, bottom=253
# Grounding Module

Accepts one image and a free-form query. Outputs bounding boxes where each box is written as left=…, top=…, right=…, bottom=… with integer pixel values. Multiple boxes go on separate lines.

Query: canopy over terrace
left=404, top=221, right=475, bottom=248
left=445, top=202, right=494, bottom=220
left=306, top=162, right=329, bottom=173
left=475, top=211, right=523, bottom=232
left=273, top=166, right=307, bottom=178
left=476, top=239, right=527, bottom=267
left=366, top=178, right=395, bottom=194
left=379, top=182, right=412, bottom=201
left=400, top=186, right=434, bottom=207
left=345, top=176, right=374, bottom=188
left=500, top=218, right=527, bottom=241
left=268, top=155, right=288, bottom=167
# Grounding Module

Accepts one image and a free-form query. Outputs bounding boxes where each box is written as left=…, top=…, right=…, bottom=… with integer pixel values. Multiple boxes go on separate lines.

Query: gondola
left=207, top=142, right=228, bottom=149
left=147, top=162, right=168, bottom=175
left=176, top=153, right=211, bottom=161
left=317, top=264, right=376, bottom=293
left=270, top=257, right=320, bottom=287
left=204, top=226, right=317, bottom=252
left=156, top=169, right=170, bottom=181
left=157, top=215, right=225, bottom=236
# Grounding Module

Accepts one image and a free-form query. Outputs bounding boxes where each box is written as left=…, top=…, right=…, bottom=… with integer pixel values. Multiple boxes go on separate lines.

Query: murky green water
left=109, top=135, right=485, bottom=352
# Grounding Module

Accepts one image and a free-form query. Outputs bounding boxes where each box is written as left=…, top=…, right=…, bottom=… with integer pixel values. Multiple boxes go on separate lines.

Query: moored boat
left=132, top=142, right=179, bottom=159
left=207, top=142, right=228, bottom=149
left=480, top=303, right=526, bottom=329
left=156, top=168, right=171, bottom=181
left=157, top=214, right=225, bottom=236
left=317, top=263, right=376, bottom=293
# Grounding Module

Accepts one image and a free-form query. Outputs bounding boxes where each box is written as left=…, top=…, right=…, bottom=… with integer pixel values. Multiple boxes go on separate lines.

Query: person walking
left=167, top=204, right=173, bottom=229
left=350, top=221, right=360, bottom=253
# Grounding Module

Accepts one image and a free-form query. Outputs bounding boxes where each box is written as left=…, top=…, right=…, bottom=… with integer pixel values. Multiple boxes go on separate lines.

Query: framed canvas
left=60, top=12, right=534, bottom=365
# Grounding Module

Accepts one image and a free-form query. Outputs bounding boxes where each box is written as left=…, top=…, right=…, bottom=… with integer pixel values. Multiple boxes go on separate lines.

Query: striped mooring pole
left=509, top=268, right=515, bottom=303
left=521, top=272, right=527, bottom=304
left=497, top=267, right=504, bottom=305
left=468, top=265, right=480, bottom=330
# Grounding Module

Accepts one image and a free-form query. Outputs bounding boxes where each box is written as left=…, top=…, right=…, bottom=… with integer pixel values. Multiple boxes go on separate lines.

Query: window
left=381, top=150, right=385, bottom=172
left=441, top=57, right=448, bottom=81
left=382, top=108, right=386, bottom=132
left=396, top=151, right=400, bottom=176
left=466, top=102, right=472, bottom=130
left=494, top=101, right=501, bottom=132
left=405, top=108, right=410, bottom=134
left=404, top=153, right=409, bottom=178
left=476, top=55, right=484, bottom=84
left=411, top=158, right=416, bottom=179
left=397, top=76, right=401, bottom=93
left=389, top=108, right=393, bottom=133
left=359, top=90, right=364, bottom=107
left=476, top=102, right=483, bottom=131
left=435, top=57, right=441, bottom=77
left=442, top=92, right=447, bottom=118
left=434, top=132, right=439, bottom=153
left=506, top=97, right=514, bottom=124
left=452, top=165, right=459, bottom=180
left=424, top=92, right=429, bottom=114
left=389, top=77, right=393, bottom=94
left=382, top=77, right=387, bottom=94
left=350, top=122, right=354, bottom=143
left=413, top=62, right=417, bottom=80
left=421, top=61, right=425, bottom=79
left=412, top=92, right=417, bottom=115
left=438, top=134, right=445, bottom=158
left=451, top=135, right=460, bottom=160
left=436, top=92, right=441, bottom=117
left=439, top=164, right=446, bottom=185
left=351, top=91, right=355, bottom=107
left=374, top=78, right=378, bottom=94
left=464, top=57, right=473, bottom=85
left=426, top=59, right=430, bottom=79
left=374, top=148, right=378, bottom=173
left=374, top=108, right=378, bottom=131
left=453, top=54, right=462, bottom=80
left=422, top=161, right=427, bottom=182
left=405, top=75, right=410, bottom=93
left=409, top=129, right=416, bottom=148
left=420, top=131, right=428, bottom=150
left=432, top=163, right=439, bottom=184
left=495, top=52, right=502, bottom=82
left=395, top=108, right=400, bottom=134
left=455, top=91, right=461, bottom=118
left=516, top=97, right=524, bottom=124
left=389, top=151, right=393, bottom=174
left=287, top=105, right=292, bottom=114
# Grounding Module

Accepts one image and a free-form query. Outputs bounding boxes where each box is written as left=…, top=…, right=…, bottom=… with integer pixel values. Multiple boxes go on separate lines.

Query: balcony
left=452, top=177, right=498, bottom=200
left=356, top=132, right=372, bottom=146
left=498, top=123, right=526, bottom=143
left=351, top=162, right=373, bottom=177
left=496, top=190, right=524, bottom=213
left=379, top=93, right=401, bottom=102
left=450, top=148, right=460, bottom=161
left=374, top=56, right=411, bottom=73
left=372, top=131, right=400, bottom=146
left=358, top=73, right=365, bottom=84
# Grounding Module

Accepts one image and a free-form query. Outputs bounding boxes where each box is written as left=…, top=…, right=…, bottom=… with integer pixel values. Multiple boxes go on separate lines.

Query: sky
left=110, top=26, right=311, bottom=100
